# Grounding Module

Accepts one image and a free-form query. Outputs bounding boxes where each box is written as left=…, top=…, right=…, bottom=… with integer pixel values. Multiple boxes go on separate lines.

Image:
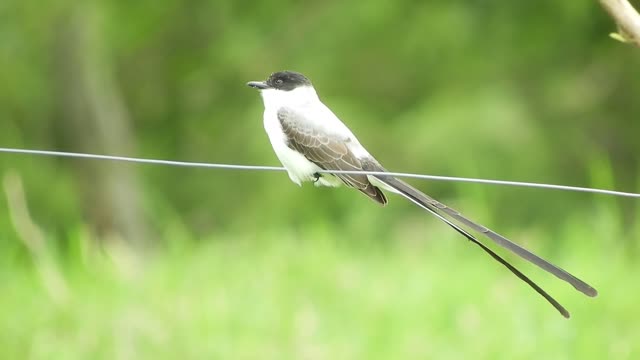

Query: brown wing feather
left=278, top=107, right=387, bottom=205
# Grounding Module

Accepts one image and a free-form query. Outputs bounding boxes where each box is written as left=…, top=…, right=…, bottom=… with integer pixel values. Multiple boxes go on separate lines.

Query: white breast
left=259, top=85, right=368, bottom=188
left=263, top=108, right=323, bottom=186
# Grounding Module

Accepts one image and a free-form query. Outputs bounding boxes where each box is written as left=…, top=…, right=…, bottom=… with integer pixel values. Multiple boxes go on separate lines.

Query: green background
left=1, top=1, right=639, bottom=358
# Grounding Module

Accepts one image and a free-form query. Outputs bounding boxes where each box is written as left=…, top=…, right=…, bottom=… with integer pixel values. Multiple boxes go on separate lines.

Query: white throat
left=259, top=85, right=319, bottom=110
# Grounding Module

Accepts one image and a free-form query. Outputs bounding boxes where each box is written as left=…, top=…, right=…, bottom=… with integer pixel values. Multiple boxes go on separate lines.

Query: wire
left=1, top=147, right=639, bottom=198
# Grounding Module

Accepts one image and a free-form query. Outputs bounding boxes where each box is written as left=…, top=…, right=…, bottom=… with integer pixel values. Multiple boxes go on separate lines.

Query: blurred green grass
left=1, top=216, right=637, bottom=360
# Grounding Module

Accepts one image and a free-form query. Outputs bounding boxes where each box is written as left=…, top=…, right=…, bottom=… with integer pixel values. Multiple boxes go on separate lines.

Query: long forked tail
left=372, top=174, right=598, bottom=318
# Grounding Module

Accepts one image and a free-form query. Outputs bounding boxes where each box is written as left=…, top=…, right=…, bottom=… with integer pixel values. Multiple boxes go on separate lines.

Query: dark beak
left=247, top=81, right=270, bottom=90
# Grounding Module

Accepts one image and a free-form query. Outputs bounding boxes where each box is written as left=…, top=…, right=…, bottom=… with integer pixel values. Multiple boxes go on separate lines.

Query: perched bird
left=247, top=70, right=597, bottom=317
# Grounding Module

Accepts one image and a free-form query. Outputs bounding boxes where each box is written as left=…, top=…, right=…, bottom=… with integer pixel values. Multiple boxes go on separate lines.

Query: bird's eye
left=275, top=79, right=284, bottom=85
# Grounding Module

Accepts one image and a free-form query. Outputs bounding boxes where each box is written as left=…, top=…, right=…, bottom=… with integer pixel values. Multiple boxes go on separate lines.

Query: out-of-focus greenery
left=0, top=0, right=639, bottom=358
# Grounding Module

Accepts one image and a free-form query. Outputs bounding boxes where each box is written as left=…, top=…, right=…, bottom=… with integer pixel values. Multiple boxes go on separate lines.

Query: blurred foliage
left=0, top=0, right=639, bottom=358
left=1, top=0, right=639, bottom=240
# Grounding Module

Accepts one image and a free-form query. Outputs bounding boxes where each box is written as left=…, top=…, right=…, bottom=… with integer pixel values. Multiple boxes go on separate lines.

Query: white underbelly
left=263, top=110, right=323, bottom=186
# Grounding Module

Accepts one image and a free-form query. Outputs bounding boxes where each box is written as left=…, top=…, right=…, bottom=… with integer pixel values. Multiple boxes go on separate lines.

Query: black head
left=247, top=71, right=312, bottom=91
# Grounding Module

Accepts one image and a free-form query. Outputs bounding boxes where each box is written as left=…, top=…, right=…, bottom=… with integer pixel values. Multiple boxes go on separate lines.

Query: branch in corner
left=600, top=0, right=640, bottom=47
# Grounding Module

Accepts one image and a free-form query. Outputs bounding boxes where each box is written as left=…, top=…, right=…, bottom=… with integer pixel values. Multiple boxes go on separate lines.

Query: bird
left=247, top=70, right=597, bottom=318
